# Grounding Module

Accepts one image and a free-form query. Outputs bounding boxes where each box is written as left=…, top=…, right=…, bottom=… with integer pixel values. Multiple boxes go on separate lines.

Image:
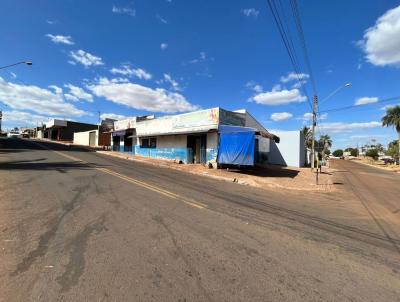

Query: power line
left=289, top=0, right=317, bottom=95
left=266, top=0, right=313, bottom=110
left=320, top=96, right=400, bottom=113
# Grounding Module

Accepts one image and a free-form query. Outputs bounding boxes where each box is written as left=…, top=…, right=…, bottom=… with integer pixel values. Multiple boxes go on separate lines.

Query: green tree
left=301, top=126, right=312, bottom=148
left=332, top=149, right=343, bottom=157
left=382, top=105, right=400, bottom=161
left=366, top=148, right=379, bottom=160
left=386, top=140, right=399, bottom=158
left=319, top=135, right=332, bottom=157
left=345, top=147, right=358, bottom=157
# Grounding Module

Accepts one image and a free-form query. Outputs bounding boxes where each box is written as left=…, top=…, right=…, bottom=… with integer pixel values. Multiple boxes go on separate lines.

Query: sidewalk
left=352, top=158, right=400, bottom=173
left=97, top=150, right=334, bottom=192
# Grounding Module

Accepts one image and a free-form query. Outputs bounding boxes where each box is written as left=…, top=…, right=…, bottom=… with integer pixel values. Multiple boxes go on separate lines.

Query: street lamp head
left=25, top=61, right=33, bottom=66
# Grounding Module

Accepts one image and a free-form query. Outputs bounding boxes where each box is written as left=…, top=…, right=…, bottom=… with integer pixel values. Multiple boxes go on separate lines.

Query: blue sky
left=1, top=0, right=399, bottom=150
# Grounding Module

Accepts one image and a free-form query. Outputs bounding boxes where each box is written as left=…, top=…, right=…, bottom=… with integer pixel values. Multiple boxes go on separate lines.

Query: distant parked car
left=7, top=131, right=22, bottom=138
left=382, top=158, right=395, bottom=165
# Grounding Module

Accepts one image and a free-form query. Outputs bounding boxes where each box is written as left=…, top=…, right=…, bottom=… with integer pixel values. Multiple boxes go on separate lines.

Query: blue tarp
left=217, top=125, right=255, bottom=166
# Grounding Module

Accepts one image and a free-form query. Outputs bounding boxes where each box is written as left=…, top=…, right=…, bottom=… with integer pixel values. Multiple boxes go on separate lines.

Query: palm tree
left=319, top=134, right=332, bottom=149
left=319, top=134, right=332, bottom=157
left=301, top=126, right=312, bottom=148
left=382, top=105, right=400, bottom=162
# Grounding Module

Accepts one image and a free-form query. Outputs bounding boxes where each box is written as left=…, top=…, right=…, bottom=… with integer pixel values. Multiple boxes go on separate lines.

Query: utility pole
left=0, top=110, right=2, bottom=133
left=311, top=95, right=318, bottom=170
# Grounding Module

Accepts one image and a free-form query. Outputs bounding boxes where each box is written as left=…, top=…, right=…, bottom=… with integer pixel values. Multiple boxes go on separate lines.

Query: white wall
left=206, top=132, right=218, bottom=164
left=73, top=130, right=99, bottom=147
left=207, top=132, right=218, bottom=149
left=37, top=130, right=43, bottom=139
left=156, top=135, right=187, bottom=148
left=268, top=131, right=305, bottom=167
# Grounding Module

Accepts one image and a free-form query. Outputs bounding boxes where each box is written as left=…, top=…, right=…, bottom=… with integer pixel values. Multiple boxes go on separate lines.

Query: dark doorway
left=112, top=136, right=121, bottom=151
left=51, top=129, right=59, bottom=140
left=124, top=132, right=133, bottom=152
left=187, top=134, right=207, bottom=164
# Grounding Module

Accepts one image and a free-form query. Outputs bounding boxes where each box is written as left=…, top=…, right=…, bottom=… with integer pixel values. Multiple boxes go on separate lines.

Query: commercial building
left=132, top=107, right=278, bottom=167
left=268, top=131, right=305, bottom=168
left=43, top=119, right=98, bottom=142
left=73, top=119, right=114, bottom=148
left=111, top=115, right=154, bottom=152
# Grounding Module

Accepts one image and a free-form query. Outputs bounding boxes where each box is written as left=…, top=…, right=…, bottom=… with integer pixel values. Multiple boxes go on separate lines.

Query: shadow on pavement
left=0, top=138, right=95, bottom=153
left=222, top=165, right=300, bottom=178
left=0, top=159, right=101, bottom=171
left=0, top=138, right=102, bottom=171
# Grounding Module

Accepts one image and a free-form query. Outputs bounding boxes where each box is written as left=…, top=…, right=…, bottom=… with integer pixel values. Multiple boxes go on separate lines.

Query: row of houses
left=33, top=107, right=306, bottom=168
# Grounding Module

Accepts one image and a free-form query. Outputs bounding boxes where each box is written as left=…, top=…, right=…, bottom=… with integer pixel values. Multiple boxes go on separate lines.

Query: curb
left=96, top=151, right=333, bottom=192
left=350, top=159, right=400, bottom=173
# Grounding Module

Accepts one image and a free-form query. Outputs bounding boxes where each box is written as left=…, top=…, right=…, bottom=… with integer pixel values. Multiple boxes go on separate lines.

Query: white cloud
left=46, top=34, right=74, bottom=45
left=280, top=72, right=310, bottom=83
left=69, top=50, right=104, bottom=67
left=64, top=84, right=93, bottom=102
left=189, top=51, right=208, bottom=64
left=300, top=112, right=328, bottom=121
left=48, top=85, right=63, bottom=94
left=64, top=94, right=79, bottom=102
left=381, top=103, right=400, bottom=110
left=161, top=43, right=168, bottom=50
left=246, top=81, right=263, bottom=93
left=10, top=72, right=17, bottom=79
left=163, top=73, right=182, bottom=91
left=0, top=77, right=86, bottom=117
left=87, top=77, right=199, bottom=113
left=252, top=88, right=306, bottom=105
left=270, top=112, right=293, bottom=122
left=360, top=5, right=400, bottom=66
left=1, top=110, right=49, bottom=128
left=318, top=121, right=381, bottom=133
left=112, top=5, right=136, bottom=16
left=100, top=113, right=127, bottom=120
left=241, top=8, right=259, bottom=18
left=110, top=65, right=152, bottom=80
left=355, top=96, right=378, bottom=105
left=350, top=134, right=386, bottom=139
left=156, top=14, right=168, bottom=24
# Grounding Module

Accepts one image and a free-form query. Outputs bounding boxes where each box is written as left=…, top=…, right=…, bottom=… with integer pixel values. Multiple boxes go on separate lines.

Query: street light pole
left=311, top=95, right=318, bottom=170
left=0, top=61, right=32, bottom=70
left=311, top=82, right=352, bottom=170
left=319, top=82, right=352, bottom=106
left=0, top=61, right=32, bottom=133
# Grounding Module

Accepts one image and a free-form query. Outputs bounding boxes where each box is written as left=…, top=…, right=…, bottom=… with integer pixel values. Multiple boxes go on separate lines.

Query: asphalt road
left=1, top=138, right=399, bottom=302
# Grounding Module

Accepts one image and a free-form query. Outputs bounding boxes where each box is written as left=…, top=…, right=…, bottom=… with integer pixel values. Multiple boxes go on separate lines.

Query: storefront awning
left=112, top=130, right=126, bottom=137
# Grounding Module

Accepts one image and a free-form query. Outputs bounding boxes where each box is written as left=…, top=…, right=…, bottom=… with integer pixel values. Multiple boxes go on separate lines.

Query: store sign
left=172, top=108, right=219, bottom=129
left=114, top=118, right=136, bottom=131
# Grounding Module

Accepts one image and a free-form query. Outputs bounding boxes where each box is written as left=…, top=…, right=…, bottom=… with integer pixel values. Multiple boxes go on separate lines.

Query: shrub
left=332, top=149, right=343, bottom=157
left=365, top=148, right=379, bottom=160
